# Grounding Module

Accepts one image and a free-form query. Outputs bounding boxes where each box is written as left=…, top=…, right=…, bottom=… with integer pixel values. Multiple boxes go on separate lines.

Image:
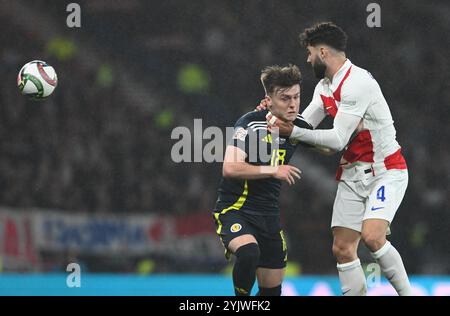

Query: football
left=17, top=60, right=58, bottom=99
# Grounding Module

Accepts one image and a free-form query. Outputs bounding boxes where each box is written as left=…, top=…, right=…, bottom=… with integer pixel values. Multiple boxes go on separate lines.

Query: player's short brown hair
left=299, top=22, right=348, bottom=52
left=260, top=64, right=302, bottom=96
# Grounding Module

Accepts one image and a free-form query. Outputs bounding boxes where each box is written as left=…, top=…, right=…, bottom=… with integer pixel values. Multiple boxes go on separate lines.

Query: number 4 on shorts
left=376, top=185, right=386, bottom=202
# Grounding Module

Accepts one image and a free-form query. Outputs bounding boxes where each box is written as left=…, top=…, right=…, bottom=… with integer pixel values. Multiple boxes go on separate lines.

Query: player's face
left=306, top=45, right=327, bottom=79
left=268, top=84, right=300, bottom=122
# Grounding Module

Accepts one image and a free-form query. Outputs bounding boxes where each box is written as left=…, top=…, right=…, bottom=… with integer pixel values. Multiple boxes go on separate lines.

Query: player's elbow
left=222, top=162, right=236, bottom=178
left=333, top=143, right=346, bottom=152
left=327, top=141, right=345, bottom=152
left=332, top=133, right=350, bottom=152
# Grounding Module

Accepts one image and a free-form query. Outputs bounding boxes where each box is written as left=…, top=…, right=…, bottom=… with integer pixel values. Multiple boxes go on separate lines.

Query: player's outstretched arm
left=223, top=145, right=302, bottom=185
left=265, top=113, right=336, bottom=155
left=284, top=80, right=370, bottom=151
left=269, top=111, right=361, bottom=152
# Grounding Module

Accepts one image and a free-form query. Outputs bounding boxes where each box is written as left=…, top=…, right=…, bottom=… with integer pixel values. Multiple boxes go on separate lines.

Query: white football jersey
left=301, top=59, right=407, bottom=180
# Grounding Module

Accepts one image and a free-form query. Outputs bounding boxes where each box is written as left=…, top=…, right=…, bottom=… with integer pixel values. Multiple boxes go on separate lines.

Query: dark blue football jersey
left=214, top=110, right=312, bottom=216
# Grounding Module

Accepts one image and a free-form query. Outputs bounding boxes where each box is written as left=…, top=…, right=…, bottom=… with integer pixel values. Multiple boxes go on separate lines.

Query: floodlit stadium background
left=0, top=0, right=449, bottom=295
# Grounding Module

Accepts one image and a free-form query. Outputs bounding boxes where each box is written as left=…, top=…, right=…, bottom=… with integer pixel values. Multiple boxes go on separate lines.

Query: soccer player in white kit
left=266, top=22, right=412, bottom=296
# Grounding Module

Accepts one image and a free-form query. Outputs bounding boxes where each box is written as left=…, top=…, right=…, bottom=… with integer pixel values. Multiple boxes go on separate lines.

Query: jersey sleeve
left=230, top=115, right=251, bottom=156
left=290, top=111, right=362, bottom=151
left=337, top=78, right=373, bottom=118
left=294, top=115, right=314, bottom=129
left=300, top=83, right=327, bottom=128
left=292, top=115, right=315, bottom=148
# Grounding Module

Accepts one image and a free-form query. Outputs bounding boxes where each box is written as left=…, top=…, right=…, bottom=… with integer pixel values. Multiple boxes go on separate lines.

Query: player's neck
left=325, top=57, right=347, bottom=82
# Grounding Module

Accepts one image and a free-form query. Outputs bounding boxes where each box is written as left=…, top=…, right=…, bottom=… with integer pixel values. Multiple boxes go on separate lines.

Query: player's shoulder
left=348, top=64, right=378, bottom=86
left=343, top=63, right=379, bottom=94
left=234, top=110, right=268, bottom=129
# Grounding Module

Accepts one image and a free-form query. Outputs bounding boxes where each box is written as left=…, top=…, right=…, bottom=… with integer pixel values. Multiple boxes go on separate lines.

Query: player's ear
left=320, top=46, right=327, bottom=59
left=266, top=95, right=273, bottom=108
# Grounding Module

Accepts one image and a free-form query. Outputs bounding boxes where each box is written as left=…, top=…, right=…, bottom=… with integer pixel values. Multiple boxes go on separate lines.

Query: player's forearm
left=290, top=111, right=361, bottom=151
left=290, top=127, right=346, bottom=151
left=300, top=100, right=327, bottom=129
left=223, top=162, right=276, bottom=180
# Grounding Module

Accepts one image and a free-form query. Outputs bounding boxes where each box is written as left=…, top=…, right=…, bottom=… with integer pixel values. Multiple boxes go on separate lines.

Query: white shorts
left=331, top=169, right=408, bottom=233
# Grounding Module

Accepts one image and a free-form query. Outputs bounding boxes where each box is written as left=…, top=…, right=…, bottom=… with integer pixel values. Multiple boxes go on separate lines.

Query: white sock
left=371, top=241, right=412, bottom=296
left=337, top=258, right=367, bottom=296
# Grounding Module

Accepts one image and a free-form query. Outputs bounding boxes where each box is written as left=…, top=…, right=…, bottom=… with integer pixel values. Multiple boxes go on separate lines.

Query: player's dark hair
left=299, top=22, right=348, bottom=52
left=260, top=64, right=302, bottom=96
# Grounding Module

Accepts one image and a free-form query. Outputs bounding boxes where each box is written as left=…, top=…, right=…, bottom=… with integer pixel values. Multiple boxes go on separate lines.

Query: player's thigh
left=213, top=210, right=258, bottom=255
left=363, top=169, right=408, bottom=226
left=362, top=219, right=389, bottom=236
left=228, top=234, right=258, bottom=253
left=332, top=180, right=366, bottom=233
left=256, top=268, right=285, bottom=288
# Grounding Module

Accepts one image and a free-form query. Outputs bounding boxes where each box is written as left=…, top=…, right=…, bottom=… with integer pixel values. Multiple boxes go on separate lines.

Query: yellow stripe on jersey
left=215, top=180, right=248, bottom=235
left=280, top=230, right=288, bottom=262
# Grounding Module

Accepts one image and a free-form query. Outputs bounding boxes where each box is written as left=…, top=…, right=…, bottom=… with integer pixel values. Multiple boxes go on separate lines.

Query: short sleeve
left=230, top=116, right=250, bottom=155
left=294, top=115, right=313, bottom=129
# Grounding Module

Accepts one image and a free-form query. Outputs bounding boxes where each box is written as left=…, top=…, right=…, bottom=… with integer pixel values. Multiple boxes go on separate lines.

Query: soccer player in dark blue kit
left=213, top=65, right=316, bottom=296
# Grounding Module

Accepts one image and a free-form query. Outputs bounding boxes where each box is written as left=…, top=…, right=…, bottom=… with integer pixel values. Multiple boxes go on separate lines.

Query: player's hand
left=255, top=97, right=269, bottom=111
left=266, top=113, right=294, bottom=137
left=273, top=165, right=302, bottom=185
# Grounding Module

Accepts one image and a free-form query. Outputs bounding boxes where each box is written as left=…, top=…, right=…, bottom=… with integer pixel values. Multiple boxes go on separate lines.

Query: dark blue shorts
left=212, top=210, right=287, bottom=269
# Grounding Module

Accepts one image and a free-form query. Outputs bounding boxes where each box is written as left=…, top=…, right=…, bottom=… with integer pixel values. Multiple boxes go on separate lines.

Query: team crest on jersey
left=230, top=223, right=242, bottom=233
left=274, top=137, right=286, bottom=145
